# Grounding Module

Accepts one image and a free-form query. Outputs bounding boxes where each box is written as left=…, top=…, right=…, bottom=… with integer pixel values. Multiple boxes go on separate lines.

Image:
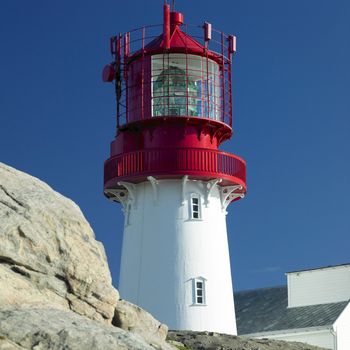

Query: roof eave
left=286, top=263, right=350, bottom=274
left=240, top=325, right=333, bottom=338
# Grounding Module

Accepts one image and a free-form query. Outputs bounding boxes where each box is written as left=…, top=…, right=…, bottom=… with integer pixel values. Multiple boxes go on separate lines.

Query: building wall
left=118, top=179, right=237, bottom=335
left=334, top=304, right=350, bottom=350
left=287, top=265, right=350, bottom=307
left=259, top=329, right=334, bottom=350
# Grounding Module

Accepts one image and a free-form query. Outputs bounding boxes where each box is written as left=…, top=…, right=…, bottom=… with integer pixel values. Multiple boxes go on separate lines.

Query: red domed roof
left=128, top=10, right=222, bottom=63
left=145, top=25, right=206, bottom=55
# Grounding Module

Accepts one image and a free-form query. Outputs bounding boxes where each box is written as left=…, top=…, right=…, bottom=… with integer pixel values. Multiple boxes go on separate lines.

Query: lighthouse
left=103, top=3, right=246, bottom=335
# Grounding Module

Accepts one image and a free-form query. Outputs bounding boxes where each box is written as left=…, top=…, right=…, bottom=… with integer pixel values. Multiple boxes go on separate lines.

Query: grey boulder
left=0, top=308, right=158, bottom=350
left=114, top=300, right=169, bottom=347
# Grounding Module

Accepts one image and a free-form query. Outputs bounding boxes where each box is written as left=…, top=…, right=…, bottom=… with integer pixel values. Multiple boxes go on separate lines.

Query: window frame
left=193, top=277, right=207, bottom=305
left=189, top=193, right=201, bottom=220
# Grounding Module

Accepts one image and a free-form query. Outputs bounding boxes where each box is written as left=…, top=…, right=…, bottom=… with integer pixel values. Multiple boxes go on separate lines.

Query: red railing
left=104, top=148, right=246, bottom=189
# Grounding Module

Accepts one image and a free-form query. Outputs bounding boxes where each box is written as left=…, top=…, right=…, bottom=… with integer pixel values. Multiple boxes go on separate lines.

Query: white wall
left=257, top=329, right=334, bottom=350
left=287, top=265, right=350, bottom=307
left=118, top=179, right=237, bottom=335
left=334, top=303, right=350, bottom=350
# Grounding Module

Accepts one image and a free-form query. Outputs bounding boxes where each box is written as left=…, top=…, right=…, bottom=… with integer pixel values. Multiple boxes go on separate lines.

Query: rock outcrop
left=0, top=162, right=118, bottom=323
left=0, top=308, right=159, bottom=350
left=114, top=300, right=169, bottom=346
left=0, top=162, right=172, bottom=349
left=167, top=331, right=327, bottom=350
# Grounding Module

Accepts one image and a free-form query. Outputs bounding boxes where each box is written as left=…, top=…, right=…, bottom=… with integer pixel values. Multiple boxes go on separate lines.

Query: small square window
left=190, top=194, right=201, bottom=220
left=193, top=278, right=206, bottom=305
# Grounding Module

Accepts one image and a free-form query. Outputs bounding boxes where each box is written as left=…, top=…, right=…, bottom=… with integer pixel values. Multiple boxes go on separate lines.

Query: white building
left=235, top=264, right=350, bottom=350
left=116, top=179, right=242, bottom=335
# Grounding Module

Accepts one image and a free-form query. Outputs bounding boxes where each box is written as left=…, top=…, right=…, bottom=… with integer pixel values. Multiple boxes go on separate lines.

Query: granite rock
left=0, top=163, right=174, bottom=349
left=114, top=299, right=169, bottom=348
left=0, top=308, right=158, bottom=350
left=0, top=162, right=118, bottom=322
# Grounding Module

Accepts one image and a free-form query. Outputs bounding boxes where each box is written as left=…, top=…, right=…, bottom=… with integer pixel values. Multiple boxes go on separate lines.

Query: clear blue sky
left=1, top=1, right=349, bottom=291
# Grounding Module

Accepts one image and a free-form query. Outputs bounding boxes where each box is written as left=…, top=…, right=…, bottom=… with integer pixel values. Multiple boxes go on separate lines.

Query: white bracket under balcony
left=118, top=181, right=138, bottom=209
left=147, top=176, right=159, bottom=204
left=181, top=175, right=189, bottom=205
left=105, top=187, right=132, bottom=226
left=104, top=188, right=129, bottom=209
left=204, top=178, right=222, bottom=207
left=220, top=185, right=244, bottom=211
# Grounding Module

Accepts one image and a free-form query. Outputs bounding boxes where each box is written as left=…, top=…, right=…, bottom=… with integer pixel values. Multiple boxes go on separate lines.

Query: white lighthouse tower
left=102, top=3, right=246, bottom=335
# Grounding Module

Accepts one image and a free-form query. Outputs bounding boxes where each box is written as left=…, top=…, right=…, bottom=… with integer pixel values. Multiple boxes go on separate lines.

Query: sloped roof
left=129, top=25, right=222, bottom=64
left=144, top=26, right=205, bottom=54
left=235, top=286, right=349, bottom=335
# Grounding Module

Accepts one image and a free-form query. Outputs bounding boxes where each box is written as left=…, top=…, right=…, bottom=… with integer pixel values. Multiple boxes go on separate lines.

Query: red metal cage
left=104, top=10, right=236, bottom=129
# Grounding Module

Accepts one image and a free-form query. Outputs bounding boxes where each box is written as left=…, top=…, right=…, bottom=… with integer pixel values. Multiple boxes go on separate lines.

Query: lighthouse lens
left=152, top=54, right=221, bottom=120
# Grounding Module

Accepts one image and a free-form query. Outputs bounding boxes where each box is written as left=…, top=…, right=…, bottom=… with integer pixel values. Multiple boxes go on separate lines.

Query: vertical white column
left=118, top=178, right=237, bottom=335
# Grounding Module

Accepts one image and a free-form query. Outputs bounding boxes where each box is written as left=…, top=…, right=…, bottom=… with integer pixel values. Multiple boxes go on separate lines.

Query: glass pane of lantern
left=151, top=54, right=221, bottom=120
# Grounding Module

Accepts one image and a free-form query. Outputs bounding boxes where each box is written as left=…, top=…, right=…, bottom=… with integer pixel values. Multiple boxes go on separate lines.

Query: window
left=190, top=194, right=201, bottom=220
left=151, top=54, right=221, bottom=120
left=193, top=278, right=206, bottom=305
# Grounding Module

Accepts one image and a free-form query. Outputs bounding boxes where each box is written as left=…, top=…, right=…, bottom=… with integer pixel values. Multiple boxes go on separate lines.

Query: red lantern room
left=103, top=3, right=246, bottom=198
